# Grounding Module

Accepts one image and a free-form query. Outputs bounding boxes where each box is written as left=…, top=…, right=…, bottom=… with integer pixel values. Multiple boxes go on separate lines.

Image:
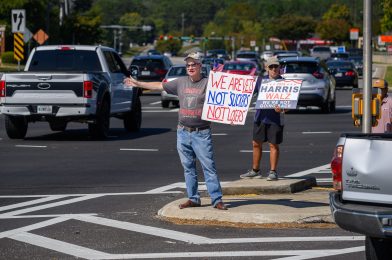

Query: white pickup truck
left=0, top=45, right=141, bottom=139
left=330, top=133, right=392, bottom=259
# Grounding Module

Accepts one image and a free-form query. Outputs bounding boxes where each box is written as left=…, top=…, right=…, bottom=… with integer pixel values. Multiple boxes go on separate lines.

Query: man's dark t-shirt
left=163, top=76, right=210, bottom=128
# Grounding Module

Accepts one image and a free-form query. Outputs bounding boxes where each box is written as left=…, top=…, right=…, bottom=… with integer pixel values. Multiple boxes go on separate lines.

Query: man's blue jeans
left=177, top=127, right=223, bottom=207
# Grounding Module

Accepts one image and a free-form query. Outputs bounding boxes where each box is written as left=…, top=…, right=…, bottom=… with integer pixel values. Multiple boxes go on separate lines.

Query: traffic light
left=159, top=35, right=164, bottom=40
left=168, top=35, right=173, bottom=40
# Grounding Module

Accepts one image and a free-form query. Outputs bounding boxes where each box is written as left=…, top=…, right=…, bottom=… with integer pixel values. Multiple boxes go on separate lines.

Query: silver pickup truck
left=330, top=133, right=392, bottom=259
left=0, top=45, right=141, bottom=139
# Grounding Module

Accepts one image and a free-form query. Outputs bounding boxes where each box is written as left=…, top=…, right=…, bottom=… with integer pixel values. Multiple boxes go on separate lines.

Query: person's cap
left=184, top=52, right=201, bottom=63
left=373, top=78, right=388, bottom=89
left=265, top=56, right=280, bottom=67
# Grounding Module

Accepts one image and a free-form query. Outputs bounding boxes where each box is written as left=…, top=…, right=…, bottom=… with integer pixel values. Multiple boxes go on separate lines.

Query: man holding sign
left=240, top=56, right=286, bottom=181
left=124, top=53, right=227, bottom=210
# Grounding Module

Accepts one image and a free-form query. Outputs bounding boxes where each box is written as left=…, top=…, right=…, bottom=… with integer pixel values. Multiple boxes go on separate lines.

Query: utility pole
left=181, top=13, right=185, bottom=36
left=362, top=0, right=372, bottom=133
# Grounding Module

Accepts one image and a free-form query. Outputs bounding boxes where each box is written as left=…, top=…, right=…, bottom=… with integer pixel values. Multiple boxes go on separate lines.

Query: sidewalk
left=158, top=178, right=335, bottom=228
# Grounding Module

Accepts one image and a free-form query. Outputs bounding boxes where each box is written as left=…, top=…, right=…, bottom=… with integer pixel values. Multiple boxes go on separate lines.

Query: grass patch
left=0, top=63, right=24, bottom=72
left=385, top=66, right=392, bottom=86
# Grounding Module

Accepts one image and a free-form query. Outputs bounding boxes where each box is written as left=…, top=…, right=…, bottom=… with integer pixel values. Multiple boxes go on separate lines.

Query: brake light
left=162, top=79, right=168, bottom=83
left=331, top=145, right=344, bottom=191
left=155, top=69, right=167, bottom=75
left=83, top=81, right=93, bottom=98
left=0, top=80, right=5, bottom=97
left=312, top=71, right=323, bottom=79
left=57, top=46, right=74, bottom=51
left=345, top=70, right=355, bottom=76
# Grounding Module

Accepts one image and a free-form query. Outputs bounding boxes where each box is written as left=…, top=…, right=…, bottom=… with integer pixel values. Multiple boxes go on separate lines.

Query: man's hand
left=123, top=76, right=138, bottom=87
left=274, top=105, right=287, bottom=113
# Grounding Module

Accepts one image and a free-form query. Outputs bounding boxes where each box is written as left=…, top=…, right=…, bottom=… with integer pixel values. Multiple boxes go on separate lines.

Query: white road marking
left=302, top=131, right=332, bottom=134
left=0, top=194, right=103, bottom=217
left=316, top=178, right=333, bottom=183
left=0, top=216, right=71, bottom=238
left=0, top=191, right=181, bottom=199
left=15, top=145, right=47, bottom=148
left=120, top=148, right=159, bottom=152
left=212, top=133, right=228, bottom=136
left=10, top=232, right=111, bottom=259
left=0, top=186, right=364, bottom=259
left=75, top=215, right=209, bottom=244
left=286, top=164, right=330, bottom=178
left=149, top=101, right=162, bottom=105
left=0, top=195, right=67, bottom=212
left=337, top=105, right=352, bottom=109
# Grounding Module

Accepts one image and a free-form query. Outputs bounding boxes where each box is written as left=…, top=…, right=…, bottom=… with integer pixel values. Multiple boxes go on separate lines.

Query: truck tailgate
left=342, top=136, right=392, bottom=205
left=3, top=73, right=85, bottom=104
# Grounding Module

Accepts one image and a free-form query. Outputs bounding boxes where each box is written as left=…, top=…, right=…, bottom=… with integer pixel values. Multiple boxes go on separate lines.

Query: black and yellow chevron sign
left=14, top=32, right=24, bottom=61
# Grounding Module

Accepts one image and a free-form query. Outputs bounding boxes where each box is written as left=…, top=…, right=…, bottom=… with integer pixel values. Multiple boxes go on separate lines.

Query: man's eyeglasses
left=186, top=63, right=199, bottom=68
left=268, top=64, right=279, bottom=69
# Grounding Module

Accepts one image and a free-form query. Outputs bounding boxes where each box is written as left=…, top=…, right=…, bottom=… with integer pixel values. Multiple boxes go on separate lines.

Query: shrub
left=1, top=51, right=18, bottom=64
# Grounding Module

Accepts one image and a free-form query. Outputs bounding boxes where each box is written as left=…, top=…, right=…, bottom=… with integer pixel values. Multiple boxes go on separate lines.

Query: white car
left=161, top=64, right=211, bottom=108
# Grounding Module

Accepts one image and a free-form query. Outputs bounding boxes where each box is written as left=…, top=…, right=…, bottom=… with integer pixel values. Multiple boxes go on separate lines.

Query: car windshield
left=326, top=62, right=353, bottom=69
left=131, top=59, right=164, bottom=69
left=223, top=63, right=255, bottom=71
left=29, top=50, right=102, bottom=72
left=167, top=66, right=209, bottom=77
left=168, top=67, right=187, bottom=77
left=236, top=53, right=257, bottom=59
left=331, top=53, right=349, bottom=58
left=313, top=47, right=331, bottom=52
left=282, top=62, right=318, bottom=74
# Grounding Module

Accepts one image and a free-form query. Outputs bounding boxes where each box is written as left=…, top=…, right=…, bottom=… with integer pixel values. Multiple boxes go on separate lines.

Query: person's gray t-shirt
left=163, top=76, right=210, bottom=128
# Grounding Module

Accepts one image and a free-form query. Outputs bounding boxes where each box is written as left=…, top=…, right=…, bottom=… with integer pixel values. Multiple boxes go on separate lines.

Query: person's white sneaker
left=240, top=169, right=262, bottom=179
left=266, top=170, right=278, bottom=181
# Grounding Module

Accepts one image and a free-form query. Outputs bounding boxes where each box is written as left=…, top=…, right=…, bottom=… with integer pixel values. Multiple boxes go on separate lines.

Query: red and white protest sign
left=201, top=71, right=257, bottom=125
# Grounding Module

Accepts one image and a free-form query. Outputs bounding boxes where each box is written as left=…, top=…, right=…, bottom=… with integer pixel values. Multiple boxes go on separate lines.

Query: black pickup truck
left=0, top=45, right=141, bottom=139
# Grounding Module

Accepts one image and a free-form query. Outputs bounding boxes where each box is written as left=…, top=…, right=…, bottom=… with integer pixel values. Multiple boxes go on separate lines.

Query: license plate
left=37, top=105, right=52, bottom=114
left=141, top=71, right=150, bottom=76
left=335, top=72, right=343, bottom=77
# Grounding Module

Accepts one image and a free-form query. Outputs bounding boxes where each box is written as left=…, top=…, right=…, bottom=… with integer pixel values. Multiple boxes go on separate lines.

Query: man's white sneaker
left=266, top=170, right=278, bottom=181
left=240, top=169, right=262, bottom=179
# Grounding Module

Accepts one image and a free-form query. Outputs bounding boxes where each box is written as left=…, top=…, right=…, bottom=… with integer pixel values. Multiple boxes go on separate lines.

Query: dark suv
left=129, top=55, right=173, bottom=82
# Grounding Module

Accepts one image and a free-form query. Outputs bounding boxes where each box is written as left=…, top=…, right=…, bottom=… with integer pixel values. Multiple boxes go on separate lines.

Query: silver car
left=161, top=64, right=211, bottom=108
left=280, top=57, right=336, bottom=113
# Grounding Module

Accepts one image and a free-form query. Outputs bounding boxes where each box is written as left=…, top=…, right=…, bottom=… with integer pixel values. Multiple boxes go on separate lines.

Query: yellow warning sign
left=14, top=32, right=24, bottom=61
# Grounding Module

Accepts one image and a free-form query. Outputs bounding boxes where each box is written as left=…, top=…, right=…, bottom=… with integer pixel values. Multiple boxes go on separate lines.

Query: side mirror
left=129, top=65, right=139, bottom=79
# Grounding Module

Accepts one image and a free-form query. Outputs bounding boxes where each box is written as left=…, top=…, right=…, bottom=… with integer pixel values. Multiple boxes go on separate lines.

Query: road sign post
left=13, top=32, right=24, bottom=71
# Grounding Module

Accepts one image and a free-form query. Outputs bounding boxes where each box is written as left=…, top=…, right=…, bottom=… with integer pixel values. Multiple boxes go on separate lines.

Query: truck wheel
left=365, top=236, right=392, bottom=260
left=49, top=120, right=67, bottom=131
left=124, top=96, right=142, bottom=132
left=89, top=100, right=110, bottom=139
left=5, top=115, right=28, bottom=139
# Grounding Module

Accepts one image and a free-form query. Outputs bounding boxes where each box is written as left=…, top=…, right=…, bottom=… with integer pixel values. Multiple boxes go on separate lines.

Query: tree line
left=0, top=0, right=390, bottom=54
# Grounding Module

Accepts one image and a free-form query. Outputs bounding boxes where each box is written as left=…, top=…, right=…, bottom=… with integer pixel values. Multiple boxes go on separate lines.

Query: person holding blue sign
left=240, top=56, right=285, bottom=181
left=124, top=53, right=227, bottom=210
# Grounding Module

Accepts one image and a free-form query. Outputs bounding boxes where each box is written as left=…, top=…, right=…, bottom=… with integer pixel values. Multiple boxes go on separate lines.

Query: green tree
left=273, top=15, right=316, bottom=41
left=316, top=4, right=352, bottom=44
left=380, top=0, right=392, bottom=33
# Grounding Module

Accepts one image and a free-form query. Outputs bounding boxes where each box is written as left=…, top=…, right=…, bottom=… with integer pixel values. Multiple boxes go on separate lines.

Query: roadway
left=0, top=83, right=366, bottom=259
